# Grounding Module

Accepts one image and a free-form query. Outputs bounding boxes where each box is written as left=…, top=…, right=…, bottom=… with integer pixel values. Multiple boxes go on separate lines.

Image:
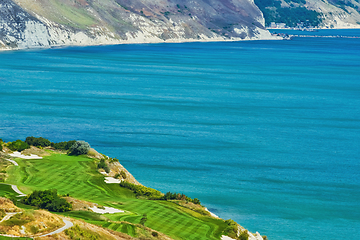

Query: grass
left=0, top=184, right=18, bottom=199
left=4, top=152, right=227, bottom=240
left=0, top=237, right=32, bottom=240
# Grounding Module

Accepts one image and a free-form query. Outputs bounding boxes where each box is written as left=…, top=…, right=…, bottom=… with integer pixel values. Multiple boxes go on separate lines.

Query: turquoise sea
left=1, top=30, right=359, bottom=239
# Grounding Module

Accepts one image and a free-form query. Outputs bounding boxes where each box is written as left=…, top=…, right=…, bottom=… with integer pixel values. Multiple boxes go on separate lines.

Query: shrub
left=22, top=189, right=72, bottom=212
left=239, top=230, right=249, bottom=240
left=68, top=141, right=90, bottom=155
left=65, top=224, right=102, bottom=240
left=120, top=170, right=127, bottom=179
left=119, top=181, right=163, bottom=199
left=7, top=140, right=30, bottom=152
left=108, top=157, right=119, bottom=163
left=223, top=219, right=238, bottom=239
left=0, top=143, right=2, bottom=151
left=52, top=140, right=76, bottom=150
left=97, top=159, right=110, bottom=173
left=30, top=225, right=40, bottom=234
left=162, top=191, right=201, bottom=205
left=152, top=231, right=158, bottom=237
left=25, top=136, right=51, bottom=147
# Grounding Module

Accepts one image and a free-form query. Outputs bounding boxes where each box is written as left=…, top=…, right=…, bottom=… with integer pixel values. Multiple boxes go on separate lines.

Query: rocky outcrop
left=0, top=0, right=277, bottom=50
left=108, top=161, right=141, bottom=185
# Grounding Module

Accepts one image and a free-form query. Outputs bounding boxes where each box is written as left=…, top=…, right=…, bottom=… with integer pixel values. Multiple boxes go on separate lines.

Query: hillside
left=0, top=0, right=275, bottom=50
left=255, top=0, right=360, bottom=28
left=0, top=139, right=265, bottom=240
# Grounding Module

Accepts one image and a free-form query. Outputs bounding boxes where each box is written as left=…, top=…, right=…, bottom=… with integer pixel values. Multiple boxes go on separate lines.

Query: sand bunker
left=89, top=206, right=124, bottom=214
left=9, top=152, right=42, bottom=159
left=104, top=177, right=122, bottom=184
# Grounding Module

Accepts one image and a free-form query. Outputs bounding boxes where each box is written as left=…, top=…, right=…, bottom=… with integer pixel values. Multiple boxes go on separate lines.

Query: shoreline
left=267, top=26, right=360, bottom=30
left=0, top=34, right=283, bottom=52
left=2, top=27, right=360, bottom=52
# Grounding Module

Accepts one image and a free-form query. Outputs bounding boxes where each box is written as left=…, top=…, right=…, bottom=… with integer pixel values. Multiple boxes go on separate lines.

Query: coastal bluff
left=0, top=0, right=275, bottom=51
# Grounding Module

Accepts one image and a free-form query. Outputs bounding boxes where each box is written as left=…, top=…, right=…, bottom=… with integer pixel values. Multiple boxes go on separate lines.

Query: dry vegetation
left=63, top=197, right=96, bottom=211
left=62, top=219, right=135, bottom=240
left=0, top=159, right=11, bottom=183
left=0, top=197, right=21, bottom=218
left=21, top=146, right=51, bottom=157
left=0, top=209, right=64, bottom=237
left=171, top=200, right=211, bottom=216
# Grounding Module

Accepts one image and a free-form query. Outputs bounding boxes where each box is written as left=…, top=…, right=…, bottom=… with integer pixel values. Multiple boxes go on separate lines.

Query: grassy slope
left=4, top=153, right=227, bottom=240
left=14, top=0, right=98, bottom=29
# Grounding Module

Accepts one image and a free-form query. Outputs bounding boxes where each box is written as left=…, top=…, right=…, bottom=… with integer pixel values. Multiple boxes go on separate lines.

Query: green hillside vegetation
left=6, top=140, right=30, bottom=152
left=3, top=149, right=231, bottom=240
left=255, top=0, right=322, bottom=27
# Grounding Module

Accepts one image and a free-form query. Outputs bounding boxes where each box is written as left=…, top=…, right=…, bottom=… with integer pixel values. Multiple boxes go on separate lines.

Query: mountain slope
left=0, top=0, right=275, bottom=50
left=255, top=0, right=360, bottom=28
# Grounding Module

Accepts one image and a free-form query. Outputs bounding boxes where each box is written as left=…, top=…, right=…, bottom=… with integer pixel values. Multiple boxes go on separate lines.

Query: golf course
left=1, top=147, right=235, bottom=240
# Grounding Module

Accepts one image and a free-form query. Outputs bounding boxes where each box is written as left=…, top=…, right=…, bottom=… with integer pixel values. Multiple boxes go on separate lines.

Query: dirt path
left=37, top=218, right=74, bottom=237
left=0, top=212, right=21, bottom=223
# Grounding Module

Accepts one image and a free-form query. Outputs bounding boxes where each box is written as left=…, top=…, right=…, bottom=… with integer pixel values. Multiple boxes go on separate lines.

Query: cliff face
left=0, top=0, right=275, bottom=50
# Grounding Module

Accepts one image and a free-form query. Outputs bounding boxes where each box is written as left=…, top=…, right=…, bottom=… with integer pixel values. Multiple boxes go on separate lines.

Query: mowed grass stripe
left=6, top=153, right=226, bottom=240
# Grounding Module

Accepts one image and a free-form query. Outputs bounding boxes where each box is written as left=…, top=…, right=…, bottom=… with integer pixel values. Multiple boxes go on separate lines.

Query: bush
left=152, top=231, right=158, bottom=237
left=239, top=230, right=249, bottom=240
left=0, top=142, right=2, bottom=151
left=52, top=140, right=76, bottom=150
left=22, top=189, right=72, bottom=212
left=97, top=159, right=110, bottom=173
left=25, top=136, right=51, bottom=147
left=120, top=170, right=127, bottom=179
left=68, top=141, right=90, bottom=155
left=119, top=181, right=163, bottom=199
left=97, top=159, right=106, bottom=169
left=162, top=192, right=201, bottom=205
left=65, top=224, right=102, bottom=240
left=108, top=157, right=119, bottom=163
left=7, top=140, right=30, bottom=152
left=223, top=219, right=238, bottom=239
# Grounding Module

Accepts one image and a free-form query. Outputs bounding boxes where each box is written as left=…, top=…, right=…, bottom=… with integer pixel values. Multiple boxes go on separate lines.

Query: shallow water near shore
left=1, top=30, right=360, bottom=239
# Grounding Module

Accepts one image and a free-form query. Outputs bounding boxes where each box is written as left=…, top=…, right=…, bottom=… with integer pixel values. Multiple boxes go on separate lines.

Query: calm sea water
left=1, top=30, right=359, bottom=239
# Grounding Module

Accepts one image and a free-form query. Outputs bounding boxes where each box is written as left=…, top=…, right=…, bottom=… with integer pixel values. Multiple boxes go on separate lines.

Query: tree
left=25, top=136, right=51, bottom=147
left=52, top=140, right=76, bottom=150
left=68, top=141, right=90, bottom=155
left=7, top=140, right=30, bottom=152
left=22, top=189, right=71, bottom=212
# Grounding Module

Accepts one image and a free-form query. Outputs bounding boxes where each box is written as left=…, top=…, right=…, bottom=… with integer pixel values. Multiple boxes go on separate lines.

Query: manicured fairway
left=0, top=184, right=18, bottom=199
left=5, top=153, right=227, bottom=240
